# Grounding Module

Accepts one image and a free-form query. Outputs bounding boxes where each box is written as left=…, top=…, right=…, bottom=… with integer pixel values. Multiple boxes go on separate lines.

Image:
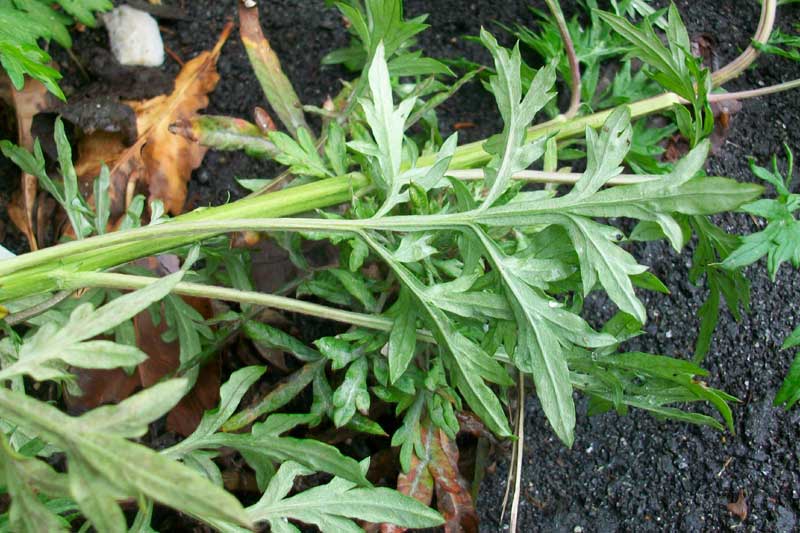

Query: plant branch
left=4, top=291, right=72, bottom=326
left=0, top=0, right=792, bottom=304
left=544, top=0, right=581, bottom=117
left=59, top=271, right=436, bottom=343
left=447, top=169, right=660, bottom=185
left=708, top=78, right=800, bottom=103
left=710, top=0, right=777, bottom=86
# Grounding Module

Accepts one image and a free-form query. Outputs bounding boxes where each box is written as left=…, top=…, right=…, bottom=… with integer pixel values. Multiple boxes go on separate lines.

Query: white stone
left=104, top=5, right=165, bottom=67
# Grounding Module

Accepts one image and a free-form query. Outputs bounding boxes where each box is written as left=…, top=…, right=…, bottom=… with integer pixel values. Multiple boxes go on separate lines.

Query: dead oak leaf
left=77, top=22, right=232, bottom=218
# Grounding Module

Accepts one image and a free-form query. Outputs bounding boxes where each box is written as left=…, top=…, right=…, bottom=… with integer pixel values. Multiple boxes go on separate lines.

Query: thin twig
left=509, top=373, right=525, bottom=532
left=544, top=0, right=581, bottom=117
left=5, top=291, right=72, bottom=326
left=708, top=78, right=800, bottom=103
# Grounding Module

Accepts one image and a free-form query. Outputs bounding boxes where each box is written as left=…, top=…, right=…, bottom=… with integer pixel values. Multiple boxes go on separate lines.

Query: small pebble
left=104, top=5, right=165, bottom=67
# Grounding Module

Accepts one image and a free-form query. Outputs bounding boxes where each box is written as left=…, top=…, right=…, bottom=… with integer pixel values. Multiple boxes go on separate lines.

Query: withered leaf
left=66, top=257, right=220, bottom=437
left=726, top=489, right=748, bottom=521
left=382, top=424, right=477, bottom=533
left=239, top=3, right=309, bottom=137
left=1, top=77, right=55, bottom=250
left=381, top=427, right=435, bottom=533
left=430, top=427, right=479, bottom=533
left=75, top=23, right=232, bottom=218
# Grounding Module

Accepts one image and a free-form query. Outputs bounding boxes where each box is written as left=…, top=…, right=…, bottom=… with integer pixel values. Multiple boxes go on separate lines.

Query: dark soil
left=472, top=2, right=800, bottom=532
left=3, top=0, right=800, bottom=532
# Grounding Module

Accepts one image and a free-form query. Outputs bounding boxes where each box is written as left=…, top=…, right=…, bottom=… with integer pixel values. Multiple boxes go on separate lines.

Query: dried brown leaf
left=381, top=424, right=477, bottom=533
left=381, top=428, right=435, bottom=533
left=1, top=77, right=55, bottom=250
left=726, top=489, right=748, bottom=521
left=429, top=428, right=479, bottom=533
left=75, top=23, right=232, bottom=218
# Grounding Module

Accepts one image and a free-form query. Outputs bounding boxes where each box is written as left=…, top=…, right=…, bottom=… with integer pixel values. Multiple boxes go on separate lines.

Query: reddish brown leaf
left=429, top=428, right=479, bottom=533
left=381, top=424, right=478, bottom=533
left=381, top=428, right=435, bottom=533
left=66, top=255, right=219, bottom=435
left=65, top=367, right=140, bottom=414
left=134, top=291, right=220, bottom=437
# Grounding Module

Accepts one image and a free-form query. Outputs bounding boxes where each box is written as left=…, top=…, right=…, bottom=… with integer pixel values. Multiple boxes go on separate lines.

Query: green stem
left=431, top=92, right=683, bottom=170
left=446, top=169, right=660, bottom=185
left=709, top=78, right=800, bottom=103
left=65, top=272, right=395, bottom=333
left=58, top=271, right=437, bottom=344
left=0, top=173, right=369, bottom=301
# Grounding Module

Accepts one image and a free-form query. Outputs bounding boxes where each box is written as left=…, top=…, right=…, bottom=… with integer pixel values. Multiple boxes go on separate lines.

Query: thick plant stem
left=0, top=173, right=369, bottom=301
left=0, top=0, right=787, bottom=303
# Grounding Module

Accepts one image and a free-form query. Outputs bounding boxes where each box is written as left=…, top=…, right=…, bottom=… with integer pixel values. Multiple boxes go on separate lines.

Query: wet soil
left=3, top=0, right=800, bottom=531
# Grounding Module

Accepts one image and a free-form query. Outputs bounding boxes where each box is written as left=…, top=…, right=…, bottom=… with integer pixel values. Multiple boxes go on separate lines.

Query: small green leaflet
left=754, top=27, right=800, bottom=62
left=328, top=0, right=430, bottom=61
left=388, top=288, right=418, bottom=382
left=595, top=5, right=694, bottom=102
left=269, top=128, right=333, bottom=178
left=0, top=434, right=71, bottom=533
left=722, top=147, right=799, bottom=280
left=353, top=41, right=459, bottom=216
left=479, top=28, right=556, bottom=209
left=356, top=41, right=415, bottom=213
left=171, top=411, right=371, bottom=487
left=0, top=382, right=250, bottom=533
left=211, top=458, right=442, bottom=533
left=244, top=320, right=321, bottom=362
left=332, top=356, right=370, bottom=427
left=163, top=366, right=266, bottom=458
left=0, top=269, right=186, bottom=382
